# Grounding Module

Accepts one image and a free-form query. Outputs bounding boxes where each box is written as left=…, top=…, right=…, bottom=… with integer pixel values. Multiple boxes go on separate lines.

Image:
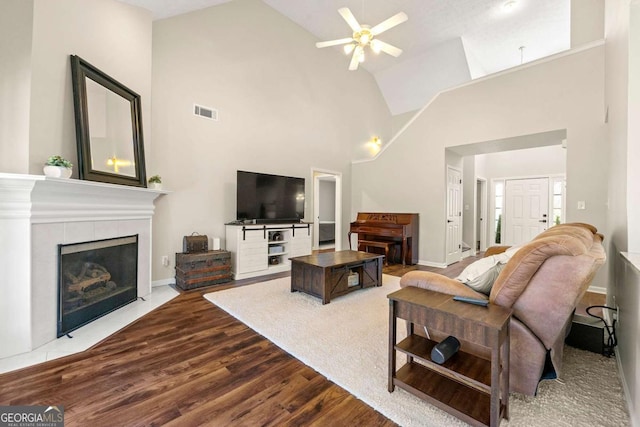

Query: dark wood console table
left=290, top=250, right=383, bottom=304
left=388, top=286, right=511, bottom=427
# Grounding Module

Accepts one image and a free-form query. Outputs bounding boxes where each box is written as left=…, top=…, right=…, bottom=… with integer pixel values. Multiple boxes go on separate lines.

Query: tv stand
left=225, top=222, right=312, bottom=280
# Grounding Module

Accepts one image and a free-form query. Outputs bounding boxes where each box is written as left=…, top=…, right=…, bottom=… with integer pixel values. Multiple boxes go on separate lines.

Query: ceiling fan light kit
left=315, top=7, right=408, bottom=71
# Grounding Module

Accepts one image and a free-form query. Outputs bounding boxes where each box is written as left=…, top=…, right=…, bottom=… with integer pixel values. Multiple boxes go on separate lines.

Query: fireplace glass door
left=58, top=235, right=138, bottom=337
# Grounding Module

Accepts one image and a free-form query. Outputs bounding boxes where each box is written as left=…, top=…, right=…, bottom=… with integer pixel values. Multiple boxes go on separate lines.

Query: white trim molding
left=0, top=173, right=166, bottom=359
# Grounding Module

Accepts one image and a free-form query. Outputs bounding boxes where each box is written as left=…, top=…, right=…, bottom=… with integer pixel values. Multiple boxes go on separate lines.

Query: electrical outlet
left=161, top=255, right=169, bottom=267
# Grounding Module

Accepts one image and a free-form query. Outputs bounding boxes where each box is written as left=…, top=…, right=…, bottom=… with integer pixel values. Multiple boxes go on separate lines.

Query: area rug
left=204, top=275, right=630, bottom=427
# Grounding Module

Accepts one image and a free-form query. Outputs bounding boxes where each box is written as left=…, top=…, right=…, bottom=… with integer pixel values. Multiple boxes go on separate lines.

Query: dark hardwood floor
left=2, top=260, right=449, bottom=427
left=0, top=252, right=600, bottom=426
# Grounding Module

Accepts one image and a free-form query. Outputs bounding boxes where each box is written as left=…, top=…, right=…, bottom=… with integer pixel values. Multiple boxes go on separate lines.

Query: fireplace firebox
left=58, top=235, right=138, bottom=337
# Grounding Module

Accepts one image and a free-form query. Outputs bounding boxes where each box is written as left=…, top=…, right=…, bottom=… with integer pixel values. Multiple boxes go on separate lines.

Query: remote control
left=453, top=295, right=489, bottom=307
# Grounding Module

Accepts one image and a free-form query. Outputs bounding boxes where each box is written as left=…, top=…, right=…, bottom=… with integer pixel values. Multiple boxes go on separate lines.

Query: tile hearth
left=0, top=285, right=178, bottom=374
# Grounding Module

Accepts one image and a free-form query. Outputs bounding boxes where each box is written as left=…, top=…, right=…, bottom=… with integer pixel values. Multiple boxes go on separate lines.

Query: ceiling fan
left=316, top=7, right=408, bottom=71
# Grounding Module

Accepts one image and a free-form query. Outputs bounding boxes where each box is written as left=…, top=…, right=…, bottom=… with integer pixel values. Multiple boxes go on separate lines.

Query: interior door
left=446, top=166, right=462, bottom=265
left=476, top=179, right=487, bottom=252
left=504, top=178, right=549, bottom=245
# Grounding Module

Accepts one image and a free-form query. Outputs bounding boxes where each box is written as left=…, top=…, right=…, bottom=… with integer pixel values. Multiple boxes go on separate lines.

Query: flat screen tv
left=236, top=170, right=305, bottom=223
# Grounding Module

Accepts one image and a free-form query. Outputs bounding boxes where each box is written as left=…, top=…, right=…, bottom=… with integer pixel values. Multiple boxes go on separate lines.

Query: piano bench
left=357, top=240, right=395, bottom=265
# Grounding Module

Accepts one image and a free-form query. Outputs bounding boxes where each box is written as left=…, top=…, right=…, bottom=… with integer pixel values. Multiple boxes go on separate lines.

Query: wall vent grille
left=194, top=104, right=218, bottom=121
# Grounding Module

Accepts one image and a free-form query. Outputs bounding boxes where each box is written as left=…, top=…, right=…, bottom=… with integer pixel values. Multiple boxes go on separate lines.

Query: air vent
left=194, top=104, right=218, bottom=121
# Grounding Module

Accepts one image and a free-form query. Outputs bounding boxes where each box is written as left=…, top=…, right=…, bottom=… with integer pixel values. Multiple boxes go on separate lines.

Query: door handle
left=447, top=220, right=453, bottom=223
left=539, top=219, right=547, bottom=223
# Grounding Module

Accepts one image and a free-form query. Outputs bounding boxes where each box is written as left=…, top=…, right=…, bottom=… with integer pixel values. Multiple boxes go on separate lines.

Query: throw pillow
left=456, top=255, right=503, bottom=295
left=456, top=244, right=523, bottom=295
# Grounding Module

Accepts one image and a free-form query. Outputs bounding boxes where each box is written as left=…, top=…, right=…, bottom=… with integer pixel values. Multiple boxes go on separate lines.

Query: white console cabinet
left=225, top=223, right=312, bottom=280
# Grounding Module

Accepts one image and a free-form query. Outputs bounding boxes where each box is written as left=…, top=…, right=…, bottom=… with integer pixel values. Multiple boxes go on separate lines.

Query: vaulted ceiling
left=118, top=0, right=571, bottom=115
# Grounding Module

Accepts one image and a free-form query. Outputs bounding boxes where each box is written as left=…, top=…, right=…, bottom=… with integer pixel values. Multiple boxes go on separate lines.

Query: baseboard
left=603, top=308, right=638, bottom=427
left=587, top=285, right=607, bottom=294
left=152, top=278, right=175, bottom=287
left=418, top=260, right=448, bottom=268
left=614, top=344, right=638, bottom=427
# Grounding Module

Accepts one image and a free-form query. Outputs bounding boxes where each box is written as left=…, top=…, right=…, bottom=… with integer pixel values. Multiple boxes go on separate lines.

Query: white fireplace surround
left=0, top=173, right=165, bottom=359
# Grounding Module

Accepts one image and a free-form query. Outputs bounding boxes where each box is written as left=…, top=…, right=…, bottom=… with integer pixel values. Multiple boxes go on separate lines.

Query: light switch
left=577, top=201, right=586, bottom=210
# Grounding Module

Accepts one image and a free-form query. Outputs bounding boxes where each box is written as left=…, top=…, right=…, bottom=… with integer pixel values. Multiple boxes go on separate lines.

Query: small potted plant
left=43, top=155, right=73, bottom=179
left=148, top=175, right=162, bottom=189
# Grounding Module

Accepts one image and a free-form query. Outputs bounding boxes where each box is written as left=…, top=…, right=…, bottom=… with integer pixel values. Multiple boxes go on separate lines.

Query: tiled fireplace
left=0, top=174, right=164, bottom=359
left=58, top=235, right=139, bottom=337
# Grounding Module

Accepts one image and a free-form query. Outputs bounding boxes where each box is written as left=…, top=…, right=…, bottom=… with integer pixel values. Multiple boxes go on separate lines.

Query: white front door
left=446, top=166, right=462, bottom=265
left=504, top=178, right=549, bottom=245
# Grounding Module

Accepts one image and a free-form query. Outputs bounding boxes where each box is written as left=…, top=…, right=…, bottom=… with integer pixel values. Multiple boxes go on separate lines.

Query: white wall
left=475, top=145, right=566, bottom=180
left=150, top=0, right=391, bottom=280
left=0, top=0, right=33, bottom=173
left=605, top=0, right=639, bottom=423
left=628, top=9, right=640, bottom=421
left=0, top=0, right=152, bottom=175
left=27, top=0, right=152, bottom=176
left=571, top=0, right=605, bottom=47
left=352, top=45, right=606, bottom=270
left=605, top=0, right=629, bottom=252
left=628, top=5, right=640, bottom=253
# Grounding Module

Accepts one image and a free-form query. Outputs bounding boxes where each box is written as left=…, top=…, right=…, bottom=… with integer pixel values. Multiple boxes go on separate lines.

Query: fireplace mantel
left=0, top=173, right=166, bottom=359
left=0, top=173, right=165, bottom=222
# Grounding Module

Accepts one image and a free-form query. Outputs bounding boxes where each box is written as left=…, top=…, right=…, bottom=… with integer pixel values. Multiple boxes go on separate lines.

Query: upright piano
left=349, top=212, right=419, bottom=265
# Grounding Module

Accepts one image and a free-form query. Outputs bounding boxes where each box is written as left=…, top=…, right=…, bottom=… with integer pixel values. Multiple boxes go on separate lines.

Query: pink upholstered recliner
left=399, top=223, right=606, bottom=396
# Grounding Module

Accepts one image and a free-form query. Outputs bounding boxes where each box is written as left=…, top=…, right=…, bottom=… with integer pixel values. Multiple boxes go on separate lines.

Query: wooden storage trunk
left=175, top=250, right=232, bottom=290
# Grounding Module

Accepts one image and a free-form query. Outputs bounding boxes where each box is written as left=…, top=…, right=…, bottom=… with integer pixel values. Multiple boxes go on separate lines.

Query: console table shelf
left=395, top=334, right=492, bottom=393
left=394, top=362, right=498, bottom=426
left=388, top=286, right=511, bottom=427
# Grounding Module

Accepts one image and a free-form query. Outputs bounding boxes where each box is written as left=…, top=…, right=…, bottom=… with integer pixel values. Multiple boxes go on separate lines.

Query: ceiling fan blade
left=375, top=40, right=403, bottom=57
left=370, top=12, right=408, bottom=36
left=315, top=38, right=353, bottom=48
left=338, top=7, right=361, bottom=32
left=348, top=46, right=362, bottom=71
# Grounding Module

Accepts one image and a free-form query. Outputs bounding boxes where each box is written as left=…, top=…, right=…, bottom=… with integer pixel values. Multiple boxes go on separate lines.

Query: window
left=552, top=178, right=565, bottom=225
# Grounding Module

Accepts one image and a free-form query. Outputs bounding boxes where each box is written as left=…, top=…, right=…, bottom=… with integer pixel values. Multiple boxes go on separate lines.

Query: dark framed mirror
left=70, top=55, right=146, bottom=187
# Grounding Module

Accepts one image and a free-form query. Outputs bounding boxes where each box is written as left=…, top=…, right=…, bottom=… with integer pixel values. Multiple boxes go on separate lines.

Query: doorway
left=446, top=166, right=462, bottom=265
left=312, top=169, right=342, bottom=250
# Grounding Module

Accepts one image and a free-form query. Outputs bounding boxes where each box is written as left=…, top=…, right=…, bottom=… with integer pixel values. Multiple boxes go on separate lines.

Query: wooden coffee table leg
left=322, top=268, right=330, bottom=304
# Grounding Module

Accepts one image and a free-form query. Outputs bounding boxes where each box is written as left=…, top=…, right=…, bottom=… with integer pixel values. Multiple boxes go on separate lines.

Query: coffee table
left=289, top=250, right=384, bottom=304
